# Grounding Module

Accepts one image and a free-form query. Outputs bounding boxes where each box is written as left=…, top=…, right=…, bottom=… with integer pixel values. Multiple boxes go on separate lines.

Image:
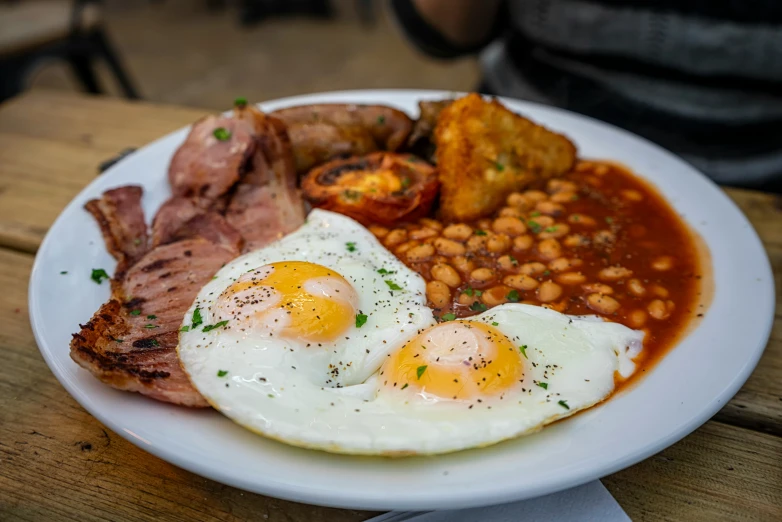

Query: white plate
left=30, top=90, right=774, bottom=511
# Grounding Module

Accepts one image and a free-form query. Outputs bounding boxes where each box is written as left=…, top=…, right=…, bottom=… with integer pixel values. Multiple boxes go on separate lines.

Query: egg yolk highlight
left=381, top=321, right=524, bottom=400
left=216, top=261, right=358, bottom=342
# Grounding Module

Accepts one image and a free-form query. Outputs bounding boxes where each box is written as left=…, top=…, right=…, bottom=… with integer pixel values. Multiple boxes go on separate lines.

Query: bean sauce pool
left=369, top=161, right=707, bottom=388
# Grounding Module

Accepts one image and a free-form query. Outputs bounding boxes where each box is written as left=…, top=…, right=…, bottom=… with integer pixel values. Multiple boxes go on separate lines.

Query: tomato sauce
left=371, top=161, right=710, bottom=392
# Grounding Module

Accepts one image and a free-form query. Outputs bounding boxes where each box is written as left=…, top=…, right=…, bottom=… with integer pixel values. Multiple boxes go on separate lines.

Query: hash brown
left=435, top=94, right=576, bottom=222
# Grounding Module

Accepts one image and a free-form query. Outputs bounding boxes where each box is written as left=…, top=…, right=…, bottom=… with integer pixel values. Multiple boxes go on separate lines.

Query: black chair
left=236, top=0, right=375, bottom=27
left=0, top=0, right=140, bottom=102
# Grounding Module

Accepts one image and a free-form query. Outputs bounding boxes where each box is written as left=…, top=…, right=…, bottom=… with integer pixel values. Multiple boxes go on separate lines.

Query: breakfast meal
left=70, top=94, right=709, bottom=455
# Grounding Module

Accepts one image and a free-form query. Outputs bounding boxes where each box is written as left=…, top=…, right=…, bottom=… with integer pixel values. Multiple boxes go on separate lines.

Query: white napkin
left=366, top=481, right=630, bottom=522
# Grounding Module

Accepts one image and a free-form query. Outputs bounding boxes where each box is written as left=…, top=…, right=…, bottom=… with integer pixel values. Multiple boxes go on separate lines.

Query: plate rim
left=29, top=88, right=775, bottom=510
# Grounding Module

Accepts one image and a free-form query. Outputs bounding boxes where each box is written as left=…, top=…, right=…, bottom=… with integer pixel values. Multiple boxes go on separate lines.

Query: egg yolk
left=216, top=261, right=358, bottom=342
left=381, top=321, right=523, bottom=400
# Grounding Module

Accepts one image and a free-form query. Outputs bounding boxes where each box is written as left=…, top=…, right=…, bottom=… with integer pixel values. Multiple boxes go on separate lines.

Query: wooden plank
left=603, top=421, right=782, bottom=522
left=727, top=188, right=782, bottom=248
left=2, top=248, right=781, bottom=521
left=0, top=91, right=206, bottom=253
left=0, top=248, right=373, bottom=522
left=0, top=133, right=109, bottom=252
left=0, top=90, right=208, bottom=153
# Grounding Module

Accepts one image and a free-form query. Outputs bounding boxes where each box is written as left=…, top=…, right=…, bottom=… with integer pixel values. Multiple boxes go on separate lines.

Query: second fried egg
left=179, top=210, right=643, bottom=455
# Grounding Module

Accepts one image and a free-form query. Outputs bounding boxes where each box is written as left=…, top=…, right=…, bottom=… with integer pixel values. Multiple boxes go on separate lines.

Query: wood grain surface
left=1, top=90, right=781, bottom=521
left=0, top=91, right=208, bottom=253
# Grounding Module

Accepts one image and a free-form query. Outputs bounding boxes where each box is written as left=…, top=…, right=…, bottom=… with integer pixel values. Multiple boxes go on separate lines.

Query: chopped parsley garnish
left=144, top=324, right=159, bottom=329
left=469, top=301, right=487, bottom=312
left=133, top=238, right=142, bottom=246
left=377, top=115, right=385, bottom=125
left=401, top=383, right=409, bottom=390
left=180, top=325, right=190, bottom=332
left=527, top=221, right=542, bottom=234
left=558, top=400, right=570, bottom=409
left=234, top=96, right=247, bottom=107
left=543, top=270, right=551, bottom=276
left=150, top=339, right=159, bottom=346
left=60, top=271, right=67, bottom=275
left=491, top=322, right=499, bottom=326
left=509, top=255, right=518, bottom=266
left=495, top=162, right=505, bottom=172
left=605, top=217, right=614, bottom=224
left=385, top=280, right=403, bottom=291
left=506, top=289, right=520, bottom=302
left=416, top=365, right=428, bottom=379
left=441, top=313, right=456, bottom=322
left=473, top=229, right=487, bottom=236
left=191, top=307, right=203, bottom=329
left=463, top=287, right=474, bottom=297
left=537, top=382, right=548, bottom=390
left=519, top=345, right=528, bottom=358
left=213, top=127, right=231, bottom=141
left=400, top=176, right=411, bottom=189
left=91, top=268, right=110, bottom=284
left=268, top=394, right=275, bottom=398
left=147, top=314, right=157, bottom=320
left=130, top=309, right=141, bottom=316
left=377, top=268, right=396, bottom=275
left=217, top=370, right=229, bottom=377
left=572, top=215, right=581, bottom=222
left=530, top=211, right=541, bottom=217
left=544, top=226, right=557, bottom=233
left=202, top=320, right=229, bottom=332
left=355, top=313, right=368, bottom=328
left=346, top=242, right=357, bottom=252
left=111, top=337, right=124, bottom=343
left=343, top=189, right=361, bottom=201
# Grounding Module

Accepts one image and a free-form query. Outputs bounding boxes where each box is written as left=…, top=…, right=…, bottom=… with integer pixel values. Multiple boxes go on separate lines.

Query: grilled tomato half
left=302, top=152, right=439, bottom=226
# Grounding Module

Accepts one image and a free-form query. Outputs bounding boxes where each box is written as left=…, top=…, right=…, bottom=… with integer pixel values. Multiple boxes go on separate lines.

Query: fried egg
left=178, top=209, right=434, bottom=391
left=179, top=210, right=643, bottom=455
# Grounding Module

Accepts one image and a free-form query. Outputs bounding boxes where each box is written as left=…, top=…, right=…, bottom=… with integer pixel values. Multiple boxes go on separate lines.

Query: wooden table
left=1, top=90, right=780, bottom=521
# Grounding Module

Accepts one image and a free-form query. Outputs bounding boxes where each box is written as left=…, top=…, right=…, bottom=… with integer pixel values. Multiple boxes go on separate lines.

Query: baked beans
left=431, top=263, right=461, bottom=288
left=504, top=274, right=539, bottom=291
left=538, top=281, right=563, bottom=302
left=443, top=223, right=472, bottom=241
left=513, top=235, right=534, bottom=251
left=557, top=272, right=586, bottom=285
left=433, top=237, right=466, bottom=257
left=377, top=161, right=703, bottom=385
left=426, top=281, right=450, bottom=309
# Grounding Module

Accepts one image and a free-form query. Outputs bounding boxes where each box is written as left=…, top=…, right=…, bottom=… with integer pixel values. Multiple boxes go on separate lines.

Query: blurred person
left=391, top=0, right=782, bottom=190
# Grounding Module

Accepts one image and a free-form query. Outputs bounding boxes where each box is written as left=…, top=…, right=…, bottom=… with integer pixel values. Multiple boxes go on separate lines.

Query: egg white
left=179, top=209, right=644, bottom=456
left=177, top=209, right=435, bottom=413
